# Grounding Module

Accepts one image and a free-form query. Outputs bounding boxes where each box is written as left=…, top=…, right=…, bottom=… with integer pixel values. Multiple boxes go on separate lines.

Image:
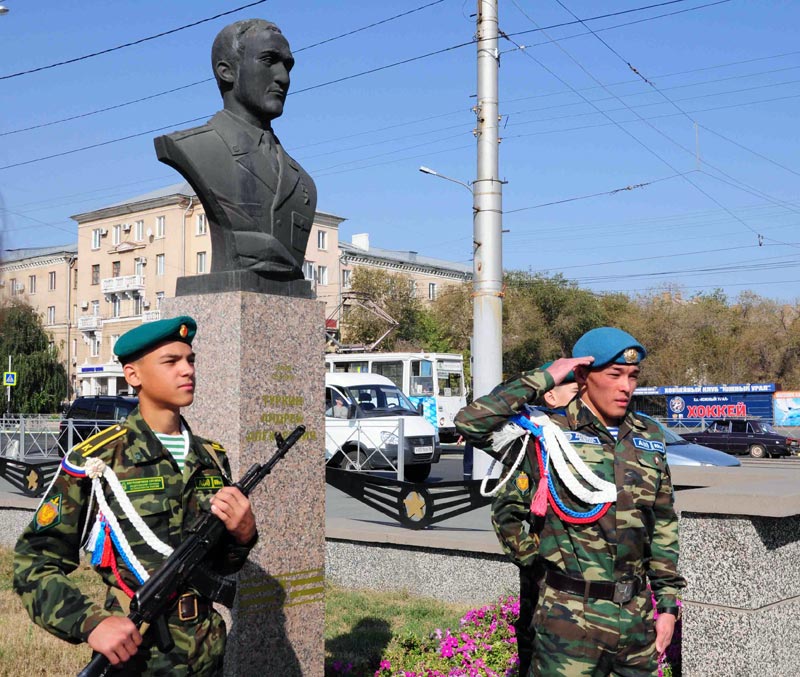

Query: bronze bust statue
left=154, top=20, right=317, bottom=282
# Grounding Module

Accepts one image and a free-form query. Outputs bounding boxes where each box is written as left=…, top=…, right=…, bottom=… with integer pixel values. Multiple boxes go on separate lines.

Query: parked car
left=325, top=373, right=441, bottom=482
left=661, top=425, right=741, bottom=467
left=57, top=395, right=138, bottom=454
left=679, top=418, right=798, bottom=458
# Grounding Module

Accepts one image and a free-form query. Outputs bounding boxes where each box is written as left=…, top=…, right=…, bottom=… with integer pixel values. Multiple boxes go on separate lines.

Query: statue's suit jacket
left=154, top=110, right=317, bottom=280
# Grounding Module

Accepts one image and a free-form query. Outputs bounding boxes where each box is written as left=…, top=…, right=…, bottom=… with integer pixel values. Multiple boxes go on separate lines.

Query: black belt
left=545, top=569, right=644, bottom=605
left=175, top=592, right=212, bottom=622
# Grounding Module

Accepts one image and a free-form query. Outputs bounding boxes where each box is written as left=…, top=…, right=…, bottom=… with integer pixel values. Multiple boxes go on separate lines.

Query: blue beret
left=114, top=315, right=197, bottom=362
left=540, top=361, right=576, bottom=384
left=572, top=327, right=646, bottom=368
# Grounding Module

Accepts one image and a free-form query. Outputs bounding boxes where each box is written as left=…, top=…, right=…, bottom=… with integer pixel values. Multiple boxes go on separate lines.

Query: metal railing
left=0, top=415, right=61, bottom=460
left=325, top=418, right=407, bottom=480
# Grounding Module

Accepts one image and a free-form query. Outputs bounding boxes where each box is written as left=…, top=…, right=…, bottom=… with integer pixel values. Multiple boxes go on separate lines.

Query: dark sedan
left=679, top=418, right=798, bottom=458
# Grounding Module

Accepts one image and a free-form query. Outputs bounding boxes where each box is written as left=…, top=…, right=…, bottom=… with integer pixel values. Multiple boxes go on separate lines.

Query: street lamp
left=418, top=166, right=473, bottom=193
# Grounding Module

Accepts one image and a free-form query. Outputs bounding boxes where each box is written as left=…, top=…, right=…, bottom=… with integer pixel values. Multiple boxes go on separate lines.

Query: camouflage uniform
left=457, top=368, right=685, bottom=677
left=14, top=406, right=255, bottom=676
left=491, top=463, right=544, bottom=676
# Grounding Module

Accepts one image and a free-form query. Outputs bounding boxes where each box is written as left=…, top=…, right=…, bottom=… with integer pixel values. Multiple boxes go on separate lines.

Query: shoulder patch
left=74, top=424, right=127, bottom=457
left=34, top=493, right=62, bottom=531
left=633, top=438, right=666, bottom=453
left=210, top=441, right=226, bottom=453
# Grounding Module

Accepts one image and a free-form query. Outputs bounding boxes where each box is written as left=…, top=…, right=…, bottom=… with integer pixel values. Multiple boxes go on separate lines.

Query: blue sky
left=2, top=0, right=800, bottom=301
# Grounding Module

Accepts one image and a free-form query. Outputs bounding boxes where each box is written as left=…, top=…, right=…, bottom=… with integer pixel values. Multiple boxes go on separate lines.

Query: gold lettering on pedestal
left=246, top=392, right=319, bottom=443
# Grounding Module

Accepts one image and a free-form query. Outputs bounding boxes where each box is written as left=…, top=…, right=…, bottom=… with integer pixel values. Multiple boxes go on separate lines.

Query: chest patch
left=633, top=438, right=666, bottom=453
left=195, top=475, right=224, bottom=491
left=120, top=477, right=165, bottom=494
left=515, top=471, right=530, bottom=493
left=565, top=431, right=601, bottom=445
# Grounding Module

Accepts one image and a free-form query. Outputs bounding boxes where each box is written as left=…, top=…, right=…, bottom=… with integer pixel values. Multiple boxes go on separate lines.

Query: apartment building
left=1, top=182, right=472, bottom=399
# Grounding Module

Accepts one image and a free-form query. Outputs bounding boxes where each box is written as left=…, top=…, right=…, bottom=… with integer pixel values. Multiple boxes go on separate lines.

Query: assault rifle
left=77, top=425, right=305, bottom=677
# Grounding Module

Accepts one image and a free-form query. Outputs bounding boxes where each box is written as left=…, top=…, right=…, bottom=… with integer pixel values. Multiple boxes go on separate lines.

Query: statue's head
left=211, top=19, right=294, bottom=127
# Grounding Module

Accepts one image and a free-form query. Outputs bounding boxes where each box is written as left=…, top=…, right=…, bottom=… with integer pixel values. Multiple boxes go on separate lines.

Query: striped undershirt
left=606, top=426, right=619, bottom=440
left=154, top=425, right=189, bottom=471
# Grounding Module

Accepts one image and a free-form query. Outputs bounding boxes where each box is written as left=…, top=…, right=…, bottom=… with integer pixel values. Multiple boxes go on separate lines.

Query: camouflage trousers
left=528, top=584, right=657, bottom=677
left=104, top=594, right=227, bottom=676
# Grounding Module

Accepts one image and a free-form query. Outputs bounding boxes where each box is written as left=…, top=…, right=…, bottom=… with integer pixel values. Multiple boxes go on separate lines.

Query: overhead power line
left=0, top=0, right=270, bottom=81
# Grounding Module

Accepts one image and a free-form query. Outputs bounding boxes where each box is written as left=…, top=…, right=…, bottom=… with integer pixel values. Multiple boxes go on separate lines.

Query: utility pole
left=471, top=0, right=504, bottom=479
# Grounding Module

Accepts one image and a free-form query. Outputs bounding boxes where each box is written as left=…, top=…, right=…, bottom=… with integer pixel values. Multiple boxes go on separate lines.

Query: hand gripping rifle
left=78, top=425, right=305, bottom=677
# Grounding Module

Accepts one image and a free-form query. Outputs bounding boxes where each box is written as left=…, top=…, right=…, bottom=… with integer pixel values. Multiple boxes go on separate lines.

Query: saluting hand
left=545, top=356, right=594, bottom=385
left=210, top=487, right=257, bottom=545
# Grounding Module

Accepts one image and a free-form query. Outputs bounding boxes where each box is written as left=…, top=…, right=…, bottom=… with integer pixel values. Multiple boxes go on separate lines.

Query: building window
left=112, top=224, right=122, bottom=245
left=156, top=215, right=165, bottom=239
left=9, top=278, right=17, bottom=296
left=91, top=300, right=100, bottom=316
left=111, top=297, right=121, bottom=318
left=72, top=338, right=77, bottom=357
left=134, top=258, right=145, bottom=276
left=133, top=295, right=143, bottom=316
left=156, top=254, right=165, bottom=276
left=72, top=304, right=77, bottom=322
left=134, top=220, right=144, bottom=241
left=302, top=261, right=314, bottom=281
left=73, top=268, right=78, bottom=290
left=196, top=251, right=207, bottom=274
left=92, top=229, right=102, bottom=250
left=91, top=264, right=100, bottom=285
left=112, top=261, right=121, bottom=278
left=409, top=280, right=417, bottom=298
left=47, top=271, right=56, bottom=290
left=156, top=291, right=165, bottom=308
left=317, top=230, right=327, bottom=250
left=28, top=275, right=37, bottom=294
left=47, top=306, right=56, bottom=325
left=316, top=265, right=328, bottom=286
left=341, top=269, right=351, bottom=288
left=91, top=335, right=101, bottom=357
left=111, top=335, right=120, bottom=361
left=428, top=282, right=437, bottom=300
left=196, top=213, right=207, bottom=235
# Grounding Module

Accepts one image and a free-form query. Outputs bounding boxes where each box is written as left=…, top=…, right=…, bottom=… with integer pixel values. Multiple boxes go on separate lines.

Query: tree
left=0, top=301, right=68, bottom=413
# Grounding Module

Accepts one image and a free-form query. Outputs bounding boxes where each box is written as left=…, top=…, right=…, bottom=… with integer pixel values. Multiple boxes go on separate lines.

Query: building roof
left=340, top=241, right=472, bottom=278
left=1, top=243, right=78, bottom=264
left=101, top=181, right=195, bottom=209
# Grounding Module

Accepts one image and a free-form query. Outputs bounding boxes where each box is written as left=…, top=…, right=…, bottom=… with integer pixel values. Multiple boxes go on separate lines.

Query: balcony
left=101, top=275, right=145, bottom=298
left=77, top=315, right=102, bottom=332
left=141, top=310, right=162, bottom=323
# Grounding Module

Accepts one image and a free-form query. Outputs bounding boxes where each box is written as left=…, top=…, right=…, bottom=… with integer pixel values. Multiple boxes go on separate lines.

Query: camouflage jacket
left=490, top=461, right=540, bottom=568
left=456, top=368, right=686, bottom=611
left=13, top=406, right=255, bottom=644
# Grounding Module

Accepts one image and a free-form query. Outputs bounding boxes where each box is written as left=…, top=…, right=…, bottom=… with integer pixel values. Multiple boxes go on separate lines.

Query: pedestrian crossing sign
left=3, top=372, right=17, bottom=387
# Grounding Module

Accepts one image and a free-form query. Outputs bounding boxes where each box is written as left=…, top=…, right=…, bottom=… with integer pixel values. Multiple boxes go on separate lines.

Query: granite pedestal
left=162, top=290, right=325, bottom=677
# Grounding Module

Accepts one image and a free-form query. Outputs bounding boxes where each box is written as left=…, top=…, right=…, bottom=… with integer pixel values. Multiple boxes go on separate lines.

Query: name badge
left=120, top=477, right=165, bottom=494
left=565, top=431, right=601, bottom=445
left=633, top=438, right=665, bottom=453
left=195, top=476, right=224, bottom=490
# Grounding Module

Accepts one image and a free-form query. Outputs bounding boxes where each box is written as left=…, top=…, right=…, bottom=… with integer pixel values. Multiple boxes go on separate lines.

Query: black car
left=680, top=418, right=799, bottom=458
left=57, top=395, right=138, bottom=455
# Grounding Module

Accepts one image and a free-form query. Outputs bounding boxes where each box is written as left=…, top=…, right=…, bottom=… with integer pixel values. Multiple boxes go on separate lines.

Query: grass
left=0, top=546, right=470, bottom=676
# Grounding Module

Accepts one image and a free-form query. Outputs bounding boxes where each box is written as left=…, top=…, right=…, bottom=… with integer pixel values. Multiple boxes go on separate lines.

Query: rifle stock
left=77, top=425, right=305, bottom=677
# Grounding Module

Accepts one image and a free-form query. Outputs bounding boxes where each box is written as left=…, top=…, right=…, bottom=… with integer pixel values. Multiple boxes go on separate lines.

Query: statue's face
left=233, top=29, right=294, bottom=122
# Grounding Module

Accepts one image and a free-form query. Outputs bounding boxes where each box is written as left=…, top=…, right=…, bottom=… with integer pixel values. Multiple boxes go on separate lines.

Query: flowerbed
left=327, top=594, right=682, bottom=677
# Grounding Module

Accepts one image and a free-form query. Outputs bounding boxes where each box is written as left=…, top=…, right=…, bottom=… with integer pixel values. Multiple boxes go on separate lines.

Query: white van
left=325, top=372, right=441, bottom=482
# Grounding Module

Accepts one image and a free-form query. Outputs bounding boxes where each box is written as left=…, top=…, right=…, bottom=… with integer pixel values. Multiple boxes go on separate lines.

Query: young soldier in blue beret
left=457, top=327, right=685, bottom=677
left=14, top=315, right=257, bottom=675
left=490, top=364, right=579, bottom=676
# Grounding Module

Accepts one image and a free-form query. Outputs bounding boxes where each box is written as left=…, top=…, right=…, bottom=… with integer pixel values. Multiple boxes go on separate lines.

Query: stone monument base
left=162, top=290, right=325, bottom=677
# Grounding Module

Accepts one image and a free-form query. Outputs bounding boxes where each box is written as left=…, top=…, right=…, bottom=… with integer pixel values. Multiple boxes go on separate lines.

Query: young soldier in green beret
left=457, top=327, right=685, bottom=677
left=490, top=365, right=579, bottom=677
left=14, top=315, right=257, bottom=675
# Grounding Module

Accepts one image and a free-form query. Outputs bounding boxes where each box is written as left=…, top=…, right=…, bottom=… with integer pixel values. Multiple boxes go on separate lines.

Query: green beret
left=572, top=327, right=646, bottom=368
left=114, top=315, right=197, bottom=362
left=540, top=361, right=576, bottom=384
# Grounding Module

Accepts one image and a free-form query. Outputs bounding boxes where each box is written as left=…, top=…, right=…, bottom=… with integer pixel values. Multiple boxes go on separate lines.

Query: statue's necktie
left=260, top=130, right=280, bottom=177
